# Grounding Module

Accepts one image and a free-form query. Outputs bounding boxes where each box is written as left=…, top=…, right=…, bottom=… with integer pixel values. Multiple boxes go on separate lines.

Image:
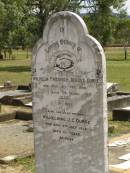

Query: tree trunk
left=8, top=48, right=12, bottom=59
left=4, top=49, right=6, bottom=59
left=124, top=45, right=127, bottom=60
left=26, top=47, right=29, bottom=58
left=0, top=49, right=3, bottom=60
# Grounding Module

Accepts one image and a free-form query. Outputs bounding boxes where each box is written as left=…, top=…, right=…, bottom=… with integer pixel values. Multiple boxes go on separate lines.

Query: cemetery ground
left=0, top=47, right=130, bottom=172
left=0, top=49, right=31, bottom=85
left=0, top=47, right=130, bottom=90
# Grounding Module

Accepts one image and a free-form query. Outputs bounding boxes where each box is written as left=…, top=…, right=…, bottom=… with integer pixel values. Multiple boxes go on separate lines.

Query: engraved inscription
left=47, top=40, right=81, bottom=53
left=60, top=27, right=64, bottom=33
left=54, top=54, right=74, bottom=71
left=42, top=110, right=91, bottom=141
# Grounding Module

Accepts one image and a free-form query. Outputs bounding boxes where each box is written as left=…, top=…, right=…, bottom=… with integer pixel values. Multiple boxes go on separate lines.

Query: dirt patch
left=109, top=133, right=130, bottom=143
left=0, top=165, right=31, bottom=173
left=0, top=120, right=34, bottom=158
left=109, top=133, right=130, bottom=166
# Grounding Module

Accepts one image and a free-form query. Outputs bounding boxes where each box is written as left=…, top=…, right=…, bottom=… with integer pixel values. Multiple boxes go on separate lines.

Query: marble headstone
left=32, top=11, right=108, bottom=173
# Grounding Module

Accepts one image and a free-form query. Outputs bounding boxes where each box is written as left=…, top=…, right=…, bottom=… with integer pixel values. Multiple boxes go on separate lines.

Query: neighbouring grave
left=0, top=105, right=32, bottom=122
left=107, top=83, right=130, bottom=112
left=0, top=82, right=17, bottom=91
left=107, top=83, right=119, bottom=96
left=0, top=95, right=32, bottom=106
left=113, top=107, right=130, bottom=121
left=4, top=81, right=12, bottom=88
left=0, top=90, right=31, bottom=105
left=108, top=94, right=130, bottom=112
left=32, top=11, right=108, bottom=173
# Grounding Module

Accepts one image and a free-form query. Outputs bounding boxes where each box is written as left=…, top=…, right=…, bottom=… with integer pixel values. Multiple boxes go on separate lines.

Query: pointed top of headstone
left=43, top=11, right=88, bottom=41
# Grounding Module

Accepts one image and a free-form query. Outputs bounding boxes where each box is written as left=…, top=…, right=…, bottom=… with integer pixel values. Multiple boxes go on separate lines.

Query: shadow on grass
left=0, top=66, right=31, bottom=72
left=107, top=58, right=130, bottom=61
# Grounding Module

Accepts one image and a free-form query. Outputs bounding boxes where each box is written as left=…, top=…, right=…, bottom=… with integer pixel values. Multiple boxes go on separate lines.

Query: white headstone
left=32, top=11, right=108, bottom=173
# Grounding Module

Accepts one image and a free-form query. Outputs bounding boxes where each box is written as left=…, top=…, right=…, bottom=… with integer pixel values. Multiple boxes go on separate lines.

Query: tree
left=0, top=0, right=128, bottom=51
left=0, top=0, right=84, bottom=52
left=0, top=0, right=6, bottom=58
left=26, top=0, right=127, bottom=46
left=114, top=11, right=130, bottom=44
left=83, top=0, right=126, bottom=46
left=114, top=10, right=130, bottom=59
left=0, top=0, right=25, bottom=58
left=26, top=0, right=84, bottom=37
left=0, top=0, right=40, bottom=58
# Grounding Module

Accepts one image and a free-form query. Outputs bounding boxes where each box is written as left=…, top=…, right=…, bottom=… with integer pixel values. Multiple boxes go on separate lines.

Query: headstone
left=4, top=81, right=12, bottom=88
left=32, top=11, right=108, bottom=173
left=0, top=103, right=1, bottom=112
left=107, top=82, right=119, bottom=96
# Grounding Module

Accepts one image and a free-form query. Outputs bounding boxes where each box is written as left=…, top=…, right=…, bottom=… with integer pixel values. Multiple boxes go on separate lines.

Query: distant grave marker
left=33, top=11, right=108, bottom=173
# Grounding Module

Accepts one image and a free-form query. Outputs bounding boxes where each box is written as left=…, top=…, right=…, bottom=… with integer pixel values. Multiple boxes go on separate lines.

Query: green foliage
left=26, top=0, right=83, bottom=37
left=0, top=0, right=26, bottom=51
left=0, top=0, right=129, bottom=50
left=0, top=1, right=6, bottom=51
left=0, top=0, right=41, bottom=60
left=83, top=0, right=127, bottom=46
left=114, top=11, right=130, bottom=44
left=0, top=0, right=84, bottom=52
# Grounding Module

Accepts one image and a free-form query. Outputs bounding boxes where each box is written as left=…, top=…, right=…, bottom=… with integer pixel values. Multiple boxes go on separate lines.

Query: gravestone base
left=113, top=107, right=130, bottom=121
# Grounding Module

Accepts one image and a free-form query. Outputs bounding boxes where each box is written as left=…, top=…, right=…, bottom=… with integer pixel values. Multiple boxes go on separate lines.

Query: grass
left=9, top=156, right=35, bottom=173
left=0, top=49, right=31, bottom=85
left=105, top=47, right=129, bottom=61
left=106, top=47, right=130, bottom=136
left=0, top=47, right=130, bottom=91
left=0, top=47, right=130, bottom=172
left=108, top=113, right=130, bottom=137
left=16, top=156, right=35, bottom=173
left=109, top=120, right=130, bottom=137
left=105, top=47, right=130, bottom=92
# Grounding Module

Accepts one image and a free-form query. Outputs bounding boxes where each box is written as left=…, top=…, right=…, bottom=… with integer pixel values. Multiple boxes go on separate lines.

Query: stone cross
left=32, top=11, right=108, bottom=173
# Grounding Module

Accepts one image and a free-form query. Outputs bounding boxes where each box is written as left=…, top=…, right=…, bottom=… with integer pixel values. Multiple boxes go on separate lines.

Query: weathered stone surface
left=32, top=11, right=108, bottom=173
left=0, top=155, right=17, bottom=164
left=0, top=90, right=31, bottom=100
left=108, top=94, right=130, bottom=112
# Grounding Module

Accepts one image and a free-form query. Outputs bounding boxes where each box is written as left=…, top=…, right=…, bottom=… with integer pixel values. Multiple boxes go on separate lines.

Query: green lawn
left=14, top=156, right=35, bottom=173
left=0, top=47, right=130, bottom=91
left=0, top=50, right=31, bottom=85
left=108, top=113, right=130, bottom=137
left=106, top=47, right=130, bottom=92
